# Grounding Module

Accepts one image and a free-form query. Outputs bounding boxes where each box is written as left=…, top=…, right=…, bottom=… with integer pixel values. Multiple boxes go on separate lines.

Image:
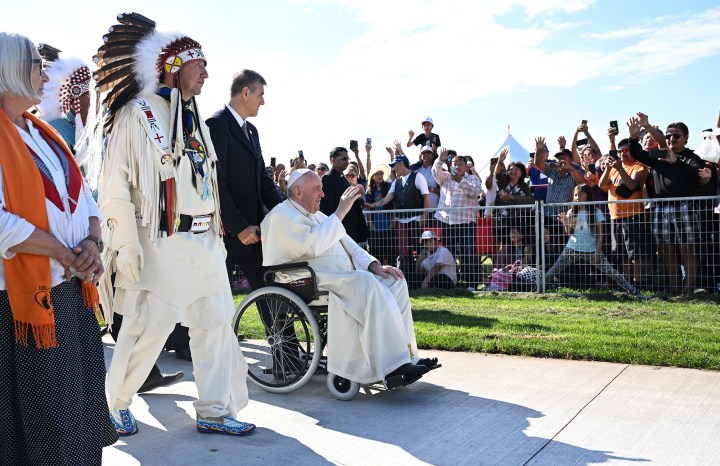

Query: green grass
left=233, top=290, right=720, bottom=370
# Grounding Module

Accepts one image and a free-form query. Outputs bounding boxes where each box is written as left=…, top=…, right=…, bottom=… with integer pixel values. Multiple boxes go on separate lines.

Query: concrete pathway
left=101, top=338, right=720, bottom=465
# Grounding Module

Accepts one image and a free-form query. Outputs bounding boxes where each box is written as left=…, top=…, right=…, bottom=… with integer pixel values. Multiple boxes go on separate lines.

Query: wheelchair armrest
left=263, top=262, right=322, bottom=304
left=266, top=261, right=309, bottom=272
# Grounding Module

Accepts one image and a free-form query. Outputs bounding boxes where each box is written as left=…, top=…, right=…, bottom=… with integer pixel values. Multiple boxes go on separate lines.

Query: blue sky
left=5, top=0, right=720, bottom=176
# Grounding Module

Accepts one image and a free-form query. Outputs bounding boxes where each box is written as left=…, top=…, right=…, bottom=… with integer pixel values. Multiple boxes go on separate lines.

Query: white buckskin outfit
left=261, top=198, right=421, bottom=384
left=100, top=90, right=248, bottom=418
left=91, top=15, right=249, bottom=429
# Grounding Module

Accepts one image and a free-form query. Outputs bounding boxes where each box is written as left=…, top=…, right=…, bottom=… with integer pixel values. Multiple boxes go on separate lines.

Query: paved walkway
left=102, top=338, right=720, bottom=465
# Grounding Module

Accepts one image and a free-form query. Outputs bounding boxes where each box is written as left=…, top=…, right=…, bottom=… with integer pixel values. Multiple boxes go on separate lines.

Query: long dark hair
left=368, top=176, right=390, bottom=199
left=567, top=184, right=596, bottom=236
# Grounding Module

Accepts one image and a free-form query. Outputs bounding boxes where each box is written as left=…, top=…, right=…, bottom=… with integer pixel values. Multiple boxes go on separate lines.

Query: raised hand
left=498, top=147, right=509, bottom=162
left=408, top=129, right=415, bottom=139
left=535, top=137, right=545, bottom=154
left=626, top=116, right=641, bottom=139
left=336, top=185, right=364, bottom=220
left=558, top=135, right=566, bottom=148
left=439, top=147, right=449, bottom=161
left=607, top=127, right=617, bottom=142
left=636, top=112, right=650, bottom=128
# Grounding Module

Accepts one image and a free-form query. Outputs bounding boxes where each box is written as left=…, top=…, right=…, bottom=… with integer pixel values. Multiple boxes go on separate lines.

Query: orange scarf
left=0, top=110, right=99, bottom=349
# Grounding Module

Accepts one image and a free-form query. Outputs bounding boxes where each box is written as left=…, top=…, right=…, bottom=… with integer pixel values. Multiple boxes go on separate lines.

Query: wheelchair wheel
left=326, top=373, right=360, bottom=401
left=233, top=286, right=321, bottom=394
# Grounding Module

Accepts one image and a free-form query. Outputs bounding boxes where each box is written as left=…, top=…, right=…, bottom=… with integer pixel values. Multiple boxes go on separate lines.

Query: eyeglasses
left=345, top=173, right=357, bottom=178
left=317, top=167, right=328, bottom=172
left=665, top=133, right=682, bottom=140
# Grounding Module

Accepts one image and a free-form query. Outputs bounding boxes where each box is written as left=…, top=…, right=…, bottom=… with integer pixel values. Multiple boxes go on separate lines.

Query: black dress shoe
left=138, top=371, right=184, bottom=393
left=175, top=348, right=192, bottom=361
left=416, top=357, right=439, bottom=368
left=385, top=363, right=429, bottom=388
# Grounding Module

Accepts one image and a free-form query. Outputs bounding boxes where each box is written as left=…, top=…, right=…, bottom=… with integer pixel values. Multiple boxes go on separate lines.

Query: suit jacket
left=206, top=106, right=282, bottom=256
left=319, top=169, right=369, bottom=243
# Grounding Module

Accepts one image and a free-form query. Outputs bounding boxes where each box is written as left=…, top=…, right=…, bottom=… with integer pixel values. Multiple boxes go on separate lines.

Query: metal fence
left=361, top=195, right=720, bottom=295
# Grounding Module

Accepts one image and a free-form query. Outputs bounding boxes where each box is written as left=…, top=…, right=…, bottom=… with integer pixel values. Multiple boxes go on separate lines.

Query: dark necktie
left=242, top=122, right=255, bottom=149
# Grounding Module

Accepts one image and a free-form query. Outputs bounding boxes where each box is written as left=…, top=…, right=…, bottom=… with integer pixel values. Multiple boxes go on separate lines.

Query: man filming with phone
left=599, top=135, right=649, bottom=287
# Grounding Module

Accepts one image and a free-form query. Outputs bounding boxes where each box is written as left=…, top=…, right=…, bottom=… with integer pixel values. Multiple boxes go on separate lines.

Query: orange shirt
left=608, top=161, right=646, bottom=219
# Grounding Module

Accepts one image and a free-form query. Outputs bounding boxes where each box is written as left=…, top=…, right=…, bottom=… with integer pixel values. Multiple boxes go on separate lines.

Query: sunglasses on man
left=665, top=133, right=682, bottom=140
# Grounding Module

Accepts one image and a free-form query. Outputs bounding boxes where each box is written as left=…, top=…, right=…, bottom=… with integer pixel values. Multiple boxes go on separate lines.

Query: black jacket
left=206, top=107, right=282, bottom=256
left=319, top=169, right=369, bottom=243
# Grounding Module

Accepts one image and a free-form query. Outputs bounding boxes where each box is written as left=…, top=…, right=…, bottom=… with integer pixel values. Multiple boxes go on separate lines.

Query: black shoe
left=416, top=357, right=440, bottom=368
left=175, top=348, right=192, bottom=361
left=138, top=371, right=184, bottom=393
left=385, top=363, right=429, bottom=388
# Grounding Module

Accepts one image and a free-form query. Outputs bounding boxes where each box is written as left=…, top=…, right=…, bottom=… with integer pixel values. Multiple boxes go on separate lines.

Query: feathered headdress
left=92, top=12, right=206, bottom=132
left=37, top=43, right=62, bottom=65
left=37, top=58, right=91, bottom=121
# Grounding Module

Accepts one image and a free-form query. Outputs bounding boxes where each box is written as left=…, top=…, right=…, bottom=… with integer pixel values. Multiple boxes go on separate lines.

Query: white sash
left=132, top=98, right=173, bottom=164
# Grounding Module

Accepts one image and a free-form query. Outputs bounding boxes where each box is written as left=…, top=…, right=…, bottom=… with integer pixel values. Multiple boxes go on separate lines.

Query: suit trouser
left=226, top=247, right=267, bottom=291
left=227, top=248, right=300, bottom=370
left=106, top=291, right=248, bottom=418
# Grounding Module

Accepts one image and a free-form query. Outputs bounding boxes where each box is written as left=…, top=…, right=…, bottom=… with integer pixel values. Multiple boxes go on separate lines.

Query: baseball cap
left=422, top=117, right=434, bottom=126
left=389, top=154, right=410, bottom=167
left=420, top=145, right=433, bottom=154
left=419, top=230, right=438, bottom=241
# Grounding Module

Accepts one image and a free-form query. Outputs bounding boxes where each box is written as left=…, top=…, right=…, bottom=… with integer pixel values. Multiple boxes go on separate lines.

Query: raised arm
left=636, top=112, right=667, bottom=149
left=406, top=129, right=415, bottom=148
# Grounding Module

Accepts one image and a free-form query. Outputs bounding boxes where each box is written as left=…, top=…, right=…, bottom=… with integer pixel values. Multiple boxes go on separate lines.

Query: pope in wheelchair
left=259, top=169, right=440, bottom=392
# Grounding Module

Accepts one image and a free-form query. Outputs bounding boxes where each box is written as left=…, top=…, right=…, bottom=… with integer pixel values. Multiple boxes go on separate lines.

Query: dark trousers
left=227, top=247, right=300, bottom=370
left=442, top=222, right=478, bottom=286
left=226, top=247, right=267, bottom=292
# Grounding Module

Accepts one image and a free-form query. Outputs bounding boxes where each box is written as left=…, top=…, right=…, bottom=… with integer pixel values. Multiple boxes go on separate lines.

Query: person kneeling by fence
left=416, top=230, right=457, bottom=289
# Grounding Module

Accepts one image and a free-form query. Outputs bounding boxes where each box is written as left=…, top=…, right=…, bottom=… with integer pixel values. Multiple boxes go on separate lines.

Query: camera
left=270, top=157, right=276, bottom=167
left=298, top=150, right=304, bottom=159
left=450, top=166, right=458, bottom=176
left=610, top=120, right=619, bottom=133
left=649, top=149, right=666, bottom=159
left=366, top=137, right=372, bottom=147
left=581, top=119, right=588, bottom=125
left=608, top=149, right=618, bottom=161
left=349, top=140, right=358, bottom=151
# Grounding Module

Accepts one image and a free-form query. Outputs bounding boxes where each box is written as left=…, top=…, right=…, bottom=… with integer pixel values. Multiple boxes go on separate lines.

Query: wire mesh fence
left=361, top=195, right=720, bottom=295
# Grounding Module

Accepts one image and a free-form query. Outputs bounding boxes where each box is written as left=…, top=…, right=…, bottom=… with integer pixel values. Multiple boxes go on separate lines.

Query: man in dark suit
left=319, top=147, right=369, bottom=244
left=206, top=69, right=282, bottom=291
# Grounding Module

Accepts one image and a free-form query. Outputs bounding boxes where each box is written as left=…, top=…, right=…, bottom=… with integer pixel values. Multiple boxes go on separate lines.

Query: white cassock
left=261, top=199, right=420, bottom=384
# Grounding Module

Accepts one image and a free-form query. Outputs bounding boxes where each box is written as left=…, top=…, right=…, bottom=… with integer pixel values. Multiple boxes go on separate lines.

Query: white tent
left=476, top=133, right=531, bottom=176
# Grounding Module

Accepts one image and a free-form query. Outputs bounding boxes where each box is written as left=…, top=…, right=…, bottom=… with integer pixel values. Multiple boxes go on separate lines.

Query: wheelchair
left=232, top=262, right=362, bottom=400
left=232, top=262, right=438, bottom=400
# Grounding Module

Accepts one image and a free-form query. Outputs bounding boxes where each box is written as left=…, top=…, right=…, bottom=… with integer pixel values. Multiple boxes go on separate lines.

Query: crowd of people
left=2, top=11, right=720, bottom=464
left=265, top=114, right=720, bottom=295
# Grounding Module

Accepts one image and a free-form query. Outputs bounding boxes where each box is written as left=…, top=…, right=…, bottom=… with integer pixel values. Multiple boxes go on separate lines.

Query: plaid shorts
left=652, top=201, right=697, bottom=245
